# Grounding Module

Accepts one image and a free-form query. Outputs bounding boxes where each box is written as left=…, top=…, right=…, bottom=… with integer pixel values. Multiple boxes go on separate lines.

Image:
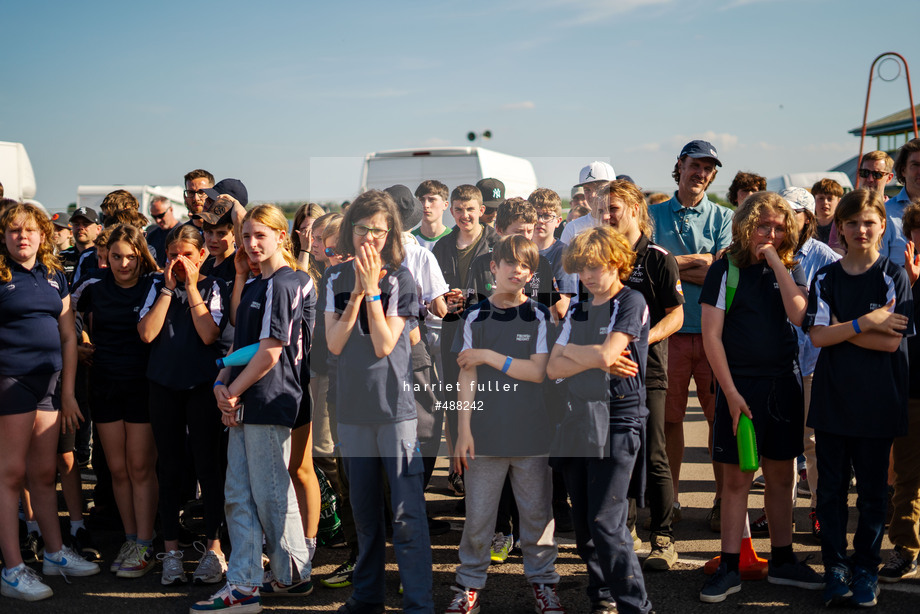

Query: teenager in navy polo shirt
left=193, top=205, right=312, bottom=613
left=698, top=192, right=822, bottom=603
left=72, top=224, right=159, bottom=579
left=805, top=189, right=914, bottom=607
left=325, top=190, right=432, bottom=614
left=0, top=204, right=100, bottom=602
left=547, top=226, right=653, bottom=614
left=137, top=224, right=231, bottom=586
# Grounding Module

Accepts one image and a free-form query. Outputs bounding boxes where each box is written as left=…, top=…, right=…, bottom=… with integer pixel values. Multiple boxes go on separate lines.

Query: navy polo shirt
left=0, top=262, right=69, bottom=376
left=71, top=247, right=99, bottom=290
left=73, top=271, right=152, bottom=379
left=452, top=297, right=554, bottom=456
left=232, top=267, right=305, bottom=428
left=556, top=286, right=650, bottom=420
left=540, top=240, right=579, bottom=295
left=325, top=261, right=418, bottom=425
left=295, top=270, right=318, bottom=379
left=804, top=257, right=914, bottom=438
left=139, top=274, right=231, bottom=390
left=200, top=254, right=238, bottom=285
left=466, top=251, right=558, bottom=310
left=699, top=258, right=806, bottom=378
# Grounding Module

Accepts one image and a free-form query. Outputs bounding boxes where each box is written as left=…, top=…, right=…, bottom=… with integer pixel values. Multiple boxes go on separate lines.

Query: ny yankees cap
left=678, top=140, right=722, bottom=166
left=576, top=161, right=616, bottom=187
left=69, top=207, right=99, bottom=224
left=477, top=178, right=506, bottom=209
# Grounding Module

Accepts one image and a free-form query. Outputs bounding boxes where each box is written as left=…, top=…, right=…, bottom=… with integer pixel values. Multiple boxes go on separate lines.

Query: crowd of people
left=1, top=138, right=920, bottom=614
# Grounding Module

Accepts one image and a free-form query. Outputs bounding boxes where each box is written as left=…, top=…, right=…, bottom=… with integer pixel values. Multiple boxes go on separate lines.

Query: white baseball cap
left=576, top=161, right=616, bottom=187
left=779, top=187, right=815, bottom=215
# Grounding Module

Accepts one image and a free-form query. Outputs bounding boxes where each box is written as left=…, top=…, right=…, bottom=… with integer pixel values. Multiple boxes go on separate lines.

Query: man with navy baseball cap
left=648, top=140, right=733, bottom=535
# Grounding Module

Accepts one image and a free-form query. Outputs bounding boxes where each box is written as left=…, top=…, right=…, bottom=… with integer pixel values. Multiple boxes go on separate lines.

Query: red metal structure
left=857, top=52, right=918, bottom=188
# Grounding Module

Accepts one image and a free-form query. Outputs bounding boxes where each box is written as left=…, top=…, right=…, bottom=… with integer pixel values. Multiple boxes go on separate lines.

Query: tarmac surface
left=7, top=385, right=920, bottom=613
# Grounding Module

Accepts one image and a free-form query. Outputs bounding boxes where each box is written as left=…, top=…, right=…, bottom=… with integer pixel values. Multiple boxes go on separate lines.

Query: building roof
left=849, top=104, right=920, bottom=137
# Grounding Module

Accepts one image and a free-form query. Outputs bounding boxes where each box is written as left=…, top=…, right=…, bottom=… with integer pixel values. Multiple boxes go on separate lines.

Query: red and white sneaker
left=445, top=585, right=480, bottom=614
left=532, top=583, right=566, bottom=614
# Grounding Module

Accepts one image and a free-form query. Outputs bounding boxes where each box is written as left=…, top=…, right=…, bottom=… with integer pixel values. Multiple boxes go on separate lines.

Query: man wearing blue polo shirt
left=648, top=140, right=733, bottom=532
left=879, top=140, right=920, bottom=266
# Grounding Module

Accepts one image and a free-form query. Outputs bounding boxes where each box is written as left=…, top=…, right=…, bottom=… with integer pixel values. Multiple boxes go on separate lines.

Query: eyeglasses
left=536, top=213, right=557, bottom=222
left=858, top=169, right=889, bottom=180
left=755, top=224, right=786, bottom=237
left=352, top=223, right=389, bottom=239
left=151, top=211, right=168, bottom=220
left=184, top=189, right=209, bottom=199
left=324, top=247, right=339, bottom=257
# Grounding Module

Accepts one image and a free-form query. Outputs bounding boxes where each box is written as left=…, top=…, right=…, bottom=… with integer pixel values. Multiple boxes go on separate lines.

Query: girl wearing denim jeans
left=326, top=190, right=432, bottom=614
left=193, top=204, right=313, bottom=614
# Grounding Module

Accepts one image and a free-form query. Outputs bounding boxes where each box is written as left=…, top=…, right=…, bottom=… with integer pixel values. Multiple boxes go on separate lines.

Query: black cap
left=202, top=178, right=249, bottom=208
left=69, top=207, right=99, bottom=224
left=476, top=178, right=505, bottom=209
left=384, top=184, right=423, bottom=230
left=678, top=140, right=722, bottom=166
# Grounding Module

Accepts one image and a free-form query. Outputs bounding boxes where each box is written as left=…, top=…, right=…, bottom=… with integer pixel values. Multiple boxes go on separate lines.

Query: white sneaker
left=192, top=543, right=227, bottom=585
left=1, top=564, right=53, bottom=601
left=111, top=540, right=136, bottom=573
left=158, top=550, right=188, bottom=585
left=43, top=546, right=101, bottom=577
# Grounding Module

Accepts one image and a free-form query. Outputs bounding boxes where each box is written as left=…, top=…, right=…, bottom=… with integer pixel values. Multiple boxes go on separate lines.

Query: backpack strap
left=724, top=258, right=739, bottom=312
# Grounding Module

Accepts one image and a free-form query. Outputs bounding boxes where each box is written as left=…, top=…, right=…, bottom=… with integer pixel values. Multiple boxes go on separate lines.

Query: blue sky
left=3, top=0, right=918, bottom=209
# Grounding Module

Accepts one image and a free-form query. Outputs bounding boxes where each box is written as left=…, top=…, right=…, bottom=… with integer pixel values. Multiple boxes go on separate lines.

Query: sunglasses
left=151, top=211, right=168, bottom=220
left=858, top=169, right=889, bottom=180
left=324, top=247, right=339, bottom=257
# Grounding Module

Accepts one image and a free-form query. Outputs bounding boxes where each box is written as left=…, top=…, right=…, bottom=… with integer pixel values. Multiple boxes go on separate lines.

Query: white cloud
left=501, top=101, right=536, bottom=111
left=539, top=0, right=674, bottom=26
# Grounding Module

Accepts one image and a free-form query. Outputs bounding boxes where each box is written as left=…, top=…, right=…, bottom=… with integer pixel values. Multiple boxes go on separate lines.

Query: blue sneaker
left=823, top=565, right=852, bottom=607
left=700, top=563, right=741, bottom=603
left=850, top=567, right=880, bottom=608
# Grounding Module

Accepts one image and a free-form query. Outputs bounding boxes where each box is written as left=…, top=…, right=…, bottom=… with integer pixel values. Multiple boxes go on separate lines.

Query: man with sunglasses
left=873, top=144, right=918, bottom=266
left=183, top=168, right=215, bottom=229
left=145, top=196, right=178, bottom=267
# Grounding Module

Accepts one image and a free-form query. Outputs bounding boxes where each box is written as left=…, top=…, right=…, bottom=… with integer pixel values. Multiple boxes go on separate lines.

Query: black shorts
left=293, top=385, right=313, bottom=430
left=712, top=373, right=804, bottom=465
left=0, top=372, right=58, bottom=415
left=89, top=375, right=150, bottom=424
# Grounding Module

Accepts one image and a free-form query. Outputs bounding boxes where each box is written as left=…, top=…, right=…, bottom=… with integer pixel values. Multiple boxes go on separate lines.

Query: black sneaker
left=69, top=527, right=102, bottom=562
left=428, top=516, right=451, bottom=536
left=700, top=563, right=741, bottom=603
left=20, top=531, right=43, bottom=564
left=750, top=511, right=769, bottom=536
left=448, top=471, right=465, bottom=497
left=321, top=559, right=355, bottom=588
left=879, top=546, right=919, bottom=583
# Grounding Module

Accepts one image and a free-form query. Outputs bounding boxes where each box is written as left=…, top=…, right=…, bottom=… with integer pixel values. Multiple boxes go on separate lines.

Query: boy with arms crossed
left=448, top=235, right=561, bottom=614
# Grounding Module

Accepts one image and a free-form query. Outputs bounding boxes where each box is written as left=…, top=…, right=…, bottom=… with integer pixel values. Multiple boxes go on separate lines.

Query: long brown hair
left=106, top=224, right=159, bottom=276
left=0, top=203, right=62, bottom=283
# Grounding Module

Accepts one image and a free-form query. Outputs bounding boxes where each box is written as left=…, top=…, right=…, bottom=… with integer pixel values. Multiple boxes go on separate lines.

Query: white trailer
left=0, top=141, right=38, bottom=202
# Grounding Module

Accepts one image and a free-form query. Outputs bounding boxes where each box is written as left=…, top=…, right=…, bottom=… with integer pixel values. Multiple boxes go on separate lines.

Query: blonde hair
left=726, top=192, right=798, bottom=269
left=0, top=203, right=62, bottom=283
left=241, top=204, right=299, bottom=271
left=563, top=226, right=635, bottom=281
left=597, top=180, right=654, bottom=238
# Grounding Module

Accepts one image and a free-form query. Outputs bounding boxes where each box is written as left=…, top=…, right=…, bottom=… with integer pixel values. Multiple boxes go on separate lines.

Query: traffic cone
left=704, top=512, right=768, bottom=580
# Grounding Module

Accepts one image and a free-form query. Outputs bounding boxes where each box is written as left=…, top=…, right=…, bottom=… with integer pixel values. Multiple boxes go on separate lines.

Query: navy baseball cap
left=69, top=207, right=99, bottom=224
left=679, top=140, right=722, bottom=167
left=202, top=178, right=249, bottom=208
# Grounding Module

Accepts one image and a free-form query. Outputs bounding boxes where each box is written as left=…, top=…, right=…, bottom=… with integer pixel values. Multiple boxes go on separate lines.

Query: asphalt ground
left=6, top=386, right=920, bottom=613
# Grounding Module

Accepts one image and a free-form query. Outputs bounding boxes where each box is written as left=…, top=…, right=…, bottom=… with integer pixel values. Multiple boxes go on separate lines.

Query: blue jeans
left=815, top=430, right=892, bottom=572
left=560, top=423, right=652, bottom=614
left=339, top=420, right=433, bottom=614
left=224, top=424, right=310, bottom=588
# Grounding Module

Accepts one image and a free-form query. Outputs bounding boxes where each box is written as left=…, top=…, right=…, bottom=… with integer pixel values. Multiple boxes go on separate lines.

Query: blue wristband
left=214, top=380, right=225, bottom=389
left=501, top=356, right=512, bottom=374
left=366, top=294, right=382, bottom=303
left=852, top=319, right=861, bottom=334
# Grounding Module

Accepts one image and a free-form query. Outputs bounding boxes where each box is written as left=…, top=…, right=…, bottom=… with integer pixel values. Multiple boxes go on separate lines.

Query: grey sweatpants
left=456, top=455, right=559, bottom=589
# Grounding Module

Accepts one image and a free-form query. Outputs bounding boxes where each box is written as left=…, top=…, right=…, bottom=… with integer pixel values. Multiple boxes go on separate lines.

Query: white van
left=0, top=141, right=37, bottom=202
left=77, top=185, right=188, bottom=221
left=361, top=147, right=538, bottom=227
left=766, top=171, right=854, bottom=194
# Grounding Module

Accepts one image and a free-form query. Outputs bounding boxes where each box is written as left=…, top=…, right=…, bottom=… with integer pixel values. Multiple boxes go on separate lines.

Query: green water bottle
left=737, top=413, right=759, bottom=473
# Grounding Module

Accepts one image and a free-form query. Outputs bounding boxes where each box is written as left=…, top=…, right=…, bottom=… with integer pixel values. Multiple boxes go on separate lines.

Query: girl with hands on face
left=698, top=192, right=819, bottom=601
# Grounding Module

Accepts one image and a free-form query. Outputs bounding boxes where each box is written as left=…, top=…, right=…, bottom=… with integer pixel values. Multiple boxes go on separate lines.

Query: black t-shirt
left=325, top=261, right=418, bottom=424
left=624, top=236, right=684, bottom=389
left=451, top=297, right=554, bottom=456
left=0, top=262, right=69, bottom=376
left=295, top=270, right=317, bottom=380
left=58, top=246, right=82, bottom=285
left=804, top=256, right=914, bottom=438
left=200, top=253, right=237, bottom=285
left=556, top=286, right=650, bottom=411
left=699, top=258, right=806, bottom=378
left=71, top=247, right=99, bottom=290
left=73, top=271, right=152, bottom=379
left=146, top=225, right=173, bottom=268
left=232, top=267, right=305, bottom=428
left=465, top=251, right=558, bottom=310
left=139, top=274, right=231, bottom=389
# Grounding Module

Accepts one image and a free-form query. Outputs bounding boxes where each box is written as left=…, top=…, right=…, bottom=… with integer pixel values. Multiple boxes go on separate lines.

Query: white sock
left=45, top=549, right=63, bottom=561
left=70, top=519, right=85, bottom=536
left=3, top=563, right=26, bottom=577
left=25, top=520, right=40, bottom=535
